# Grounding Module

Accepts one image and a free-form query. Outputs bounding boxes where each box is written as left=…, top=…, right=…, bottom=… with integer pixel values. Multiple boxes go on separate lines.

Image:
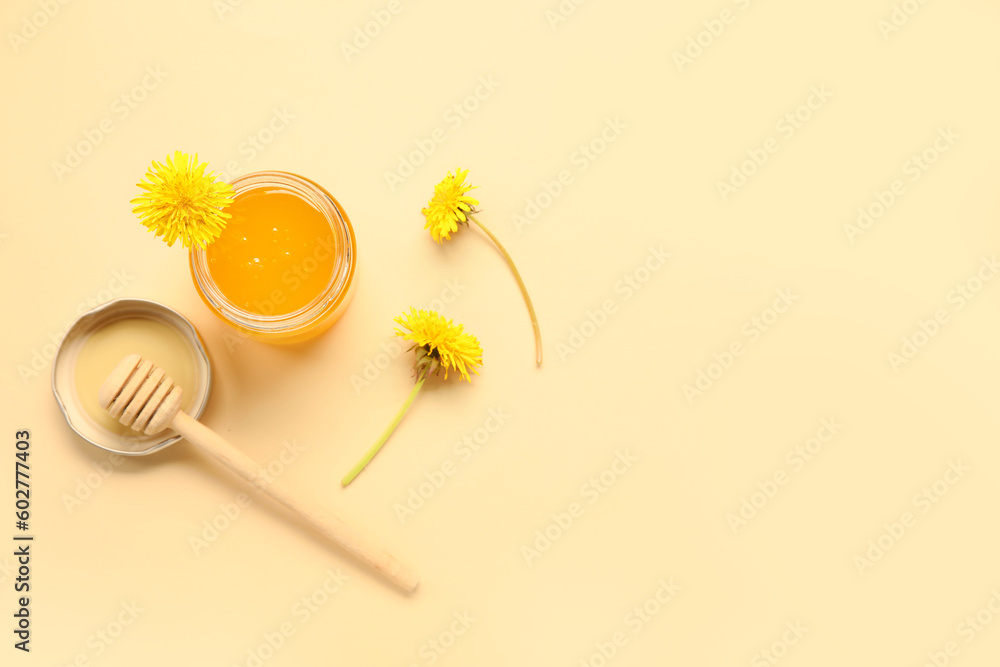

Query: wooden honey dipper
left=99, top=354, right=419, bottom=593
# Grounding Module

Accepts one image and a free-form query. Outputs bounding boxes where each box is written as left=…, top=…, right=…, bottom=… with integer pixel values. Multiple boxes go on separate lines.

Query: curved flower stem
left=341, top=377, right=426, bottom=486
left=467, top=213, right=542, bottom=366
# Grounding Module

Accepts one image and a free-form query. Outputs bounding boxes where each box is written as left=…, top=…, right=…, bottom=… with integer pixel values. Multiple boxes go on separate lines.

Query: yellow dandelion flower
left=421, top=168, right=543, bottom=365
left=341, top=309, right=483, bottom=486
left=395, top=307, right=483, bottom=381
left=131, top=151, right=234, bottom=249
left=421, top=168, right=479, bottom=243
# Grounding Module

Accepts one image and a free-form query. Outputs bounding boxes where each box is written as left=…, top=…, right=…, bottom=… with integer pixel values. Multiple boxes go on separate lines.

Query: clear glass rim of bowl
left=189, top=171, right=356, bottom=336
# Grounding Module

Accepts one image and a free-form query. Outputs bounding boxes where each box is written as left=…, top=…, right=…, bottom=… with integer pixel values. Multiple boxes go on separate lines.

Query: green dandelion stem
left=467, top=213, right=542, bottom=366
left=341, top=376, right=427, bottom=487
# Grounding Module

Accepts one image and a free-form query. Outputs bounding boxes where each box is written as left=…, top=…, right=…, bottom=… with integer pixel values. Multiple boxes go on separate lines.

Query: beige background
left=3, top=0, right=1000, bottom=664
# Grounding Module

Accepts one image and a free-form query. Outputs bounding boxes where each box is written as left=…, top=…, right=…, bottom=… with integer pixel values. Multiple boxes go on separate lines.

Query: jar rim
left=189, top=171, right=356, bottom=336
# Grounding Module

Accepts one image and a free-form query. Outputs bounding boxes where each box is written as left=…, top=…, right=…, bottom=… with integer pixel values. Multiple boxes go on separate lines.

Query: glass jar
left=189, top=171, right=357, bottom=344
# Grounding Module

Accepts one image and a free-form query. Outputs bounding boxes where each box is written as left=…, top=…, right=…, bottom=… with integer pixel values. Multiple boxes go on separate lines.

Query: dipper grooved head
left=99, top=354, right=184, bottom=435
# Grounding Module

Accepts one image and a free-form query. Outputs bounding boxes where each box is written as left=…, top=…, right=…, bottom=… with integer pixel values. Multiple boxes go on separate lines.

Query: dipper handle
left=171, top=412, right=419, bottom=592
left=100, top=355, right=419, bottom=593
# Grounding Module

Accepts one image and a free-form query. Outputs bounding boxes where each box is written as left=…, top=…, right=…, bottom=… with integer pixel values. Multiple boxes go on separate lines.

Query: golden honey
left=189, top=172, right=357, bottom=343
left=74, top=317, right=198, bottom=435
